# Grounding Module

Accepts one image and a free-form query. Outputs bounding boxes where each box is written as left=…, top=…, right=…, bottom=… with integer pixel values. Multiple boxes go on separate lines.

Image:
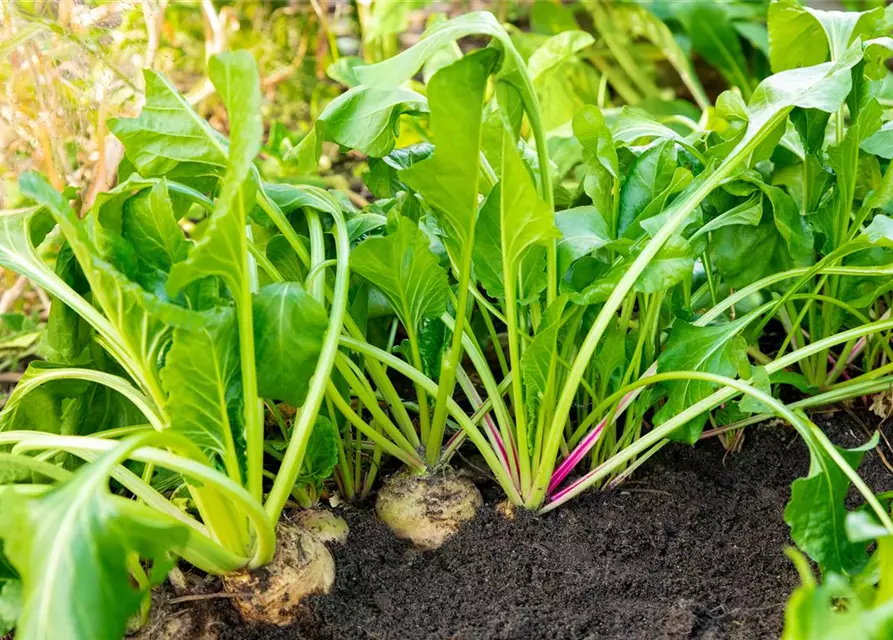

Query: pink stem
left=547, top=362, right=658, bottom=495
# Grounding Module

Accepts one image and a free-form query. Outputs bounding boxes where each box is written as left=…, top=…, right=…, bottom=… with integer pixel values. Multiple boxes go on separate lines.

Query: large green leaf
left=474, top=184, right=549, bottom=303
left=400, top=49, right=497, bottom=251
left=785, top=434, right=877, bottom=575
left=351, top=217, right=450, bottom=333
left=528, top=31, right=598, bottom=132
left=289, top=85, right=428, bottom=171
left=712, top=181, right=813, bottom=287
left=19, top=174, right=203, bottom=401
left=161, top=309, right=242, bottom=474
left=168, top=51, right=262, bottom=296
left=108, top=70, right=227, bottom=180
left=0, top=443, right=189, bottom=640
left=252, top=282, right=328, bottom=407
left=498, top=126, right=560, bottom=288
left=654, top=319, right=750, bottom=444
left=768, top=0, right=830, bottom=72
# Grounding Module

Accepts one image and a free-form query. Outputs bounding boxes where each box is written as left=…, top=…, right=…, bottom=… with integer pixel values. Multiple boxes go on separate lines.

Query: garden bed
left=154, top=413, right=890, bottom=640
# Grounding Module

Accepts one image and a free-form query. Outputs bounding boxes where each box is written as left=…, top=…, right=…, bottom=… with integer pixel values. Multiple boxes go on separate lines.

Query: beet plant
left=292, top=3, right=893, bottom=574
left=0, top=51, right=353, bottom=636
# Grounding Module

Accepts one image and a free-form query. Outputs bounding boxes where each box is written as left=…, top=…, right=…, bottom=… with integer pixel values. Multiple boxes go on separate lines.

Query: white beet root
left=223, top=523, right=335, bottom=626
left=294, top=508, right=349, bottom=545
left=375, top=469, right=482, bottom=550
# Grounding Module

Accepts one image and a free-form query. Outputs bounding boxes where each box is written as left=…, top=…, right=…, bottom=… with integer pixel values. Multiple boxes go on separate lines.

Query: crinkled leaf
left=108, top=70, right=227, bottom=178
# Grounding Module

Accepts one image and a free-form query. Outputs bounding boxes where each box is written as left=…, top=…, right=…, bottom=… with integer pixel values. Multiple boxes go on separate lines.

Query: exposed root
left=223, top=523, right=335, bottom=626
left=129, top=592, right=221, bottom=640
left=294, top=508, right=349, bottom=545
left=376, top=469, right=482, bottom=550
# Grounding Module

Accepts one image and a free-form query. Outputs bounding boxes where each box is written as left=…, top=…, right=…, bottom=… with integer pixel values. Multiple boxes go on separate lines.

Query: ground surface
left=184, top=414, right=891, bottom=640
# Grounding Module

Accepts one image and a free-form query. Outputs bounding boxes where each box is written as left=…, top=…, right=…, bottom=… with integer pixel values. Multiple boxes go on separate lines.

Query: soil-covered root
left=375, top=469, right=482, bottom=550
left=294, top=508, right=349, bottom=545
left=223, top=522, right=335, bottom=626
left=129, top=594, right=221, bottom=640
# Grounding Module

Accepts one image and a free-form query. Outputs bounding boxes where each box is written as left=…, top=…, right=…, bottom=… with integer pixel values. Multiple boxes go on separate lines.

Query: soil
left=173, top=412, right=891, bottom=640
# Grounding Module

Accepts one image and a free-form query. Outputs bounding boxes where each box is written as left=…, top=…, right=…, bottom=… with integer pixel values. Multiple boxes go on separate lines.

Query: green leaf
left=20, top=173, right=204, bottom=400
left=739, top=365, right=773, bottom=414
left=784, top=433, right=877, bottom=575
left=355, top=12, right=513, bottom=88
left=712, top=182, right=813, bottom=288
left=862, top=121, right=893, bottom=159
left=400, top=49, right=497, bottom=250
left=121, top=180, right=189, bottom=272
left=41, top=244, right=91, bottom=365
left=769, top=0, right=830, bottom=72
left=265, top=235, right=306, bottom=282
left=0, top=579, right=21, bottom=636
left=298, top=417, right=339, bottom=484
left=573, top=104, right=618, bottom=179
left=528, top=30, right=594, bottom=81
left=521, top=295, right=568, bottom=421
left=290, top=85, right=428, bottom=168
left=0, top=443, right=189, bottom=640
left=554, top=205, right=611, bottom=277
left=690, top=193, right=763, bottom=241
left=473, top=184, right=547, bottom=302
left=654, top=318, right=750, bottom=444
left=252, top=282, right=329, bottom=407
left=528, top=31, right=598, bottom=132
left=634, top=234, right=694, bottom=294
left=675, top=2, right=752, bottom=92
left=618, top=140, right=679, bottom=237
left=0, top=205, right=103, bottom=351
left=168, top=51, right=262, bottom=296
left=610, top=107, right=684, bottom=146
left=499, top=126, right=561, bottom=286
left=161, top=309, right=242, bottom=472
left=108, top=70, right=228, bottom=180
left=351, top=217, right=450, bottom=334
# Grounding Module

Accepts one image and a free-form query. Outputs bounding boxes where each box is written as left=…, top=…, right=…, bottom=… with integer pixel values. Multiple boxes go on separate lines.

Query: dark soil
left=178, top=412, right=891, bottom=640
